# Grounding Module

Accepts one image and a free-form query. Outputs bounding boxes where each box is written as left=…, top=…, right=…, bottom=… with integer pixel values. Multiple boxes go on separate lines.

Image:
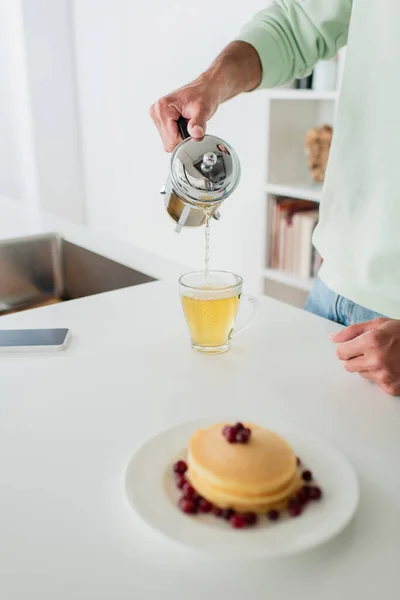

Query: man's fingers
left=336, top=333, right=367, bottom=361
left=161, top=111, right=206, bottom=150
left=359, top=370, right=378, bottom=382
left=334, top=318, right=390, bottom=361
left=329, top=322, right=368, bottom=343
left=188, top=123, right=205, bottom=139
left=329, top=318, right=386, bottom=343
left=151, top=76, right=220, bottom=152
left=163, top=117, right=182, bottom=152
left=187, top=113, right=206, bottom=140
left=344, top=355, right=374, bottom=373
left=150, top=96, right=210, bottom=151
left=149, top=100, right=181, bottom=152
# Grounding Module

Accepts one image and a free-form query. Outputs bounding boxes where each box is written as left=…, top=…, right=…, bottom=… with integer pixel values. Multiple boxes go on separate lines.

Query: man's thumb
left=187, top=117, right=206, bottom=140
left=329, top=318, right=387, bottom=343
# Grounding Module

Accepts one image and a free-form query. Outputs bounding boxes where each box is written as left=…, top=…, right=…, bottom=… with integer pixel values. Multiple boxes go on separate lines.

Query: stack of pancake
left=187, top=423, right=301, bottom=513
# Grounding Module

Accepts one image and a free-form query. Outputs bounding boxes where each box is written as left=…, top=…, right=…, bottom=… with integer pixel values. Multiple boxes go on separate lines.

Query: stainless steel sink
left=0, top=234, right=155, bottom=314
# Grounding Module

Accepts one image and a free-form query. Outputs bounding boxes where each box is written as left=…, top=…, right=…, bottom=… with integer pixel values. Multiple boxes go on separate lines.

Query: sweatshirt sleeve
left=237, top=0, right=352, bottom=88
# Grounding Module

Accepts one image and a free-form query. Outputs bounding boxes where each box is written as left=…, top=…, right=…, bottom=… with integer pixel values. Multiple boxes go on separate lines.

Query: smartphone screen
left=0, top=328, right=70, bottom=348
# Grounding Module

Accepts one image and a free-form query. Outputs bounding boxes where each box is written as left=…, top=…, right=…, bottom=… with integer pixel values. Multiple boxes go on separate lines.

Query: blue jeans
left=304, top=277, right=385, bottom=326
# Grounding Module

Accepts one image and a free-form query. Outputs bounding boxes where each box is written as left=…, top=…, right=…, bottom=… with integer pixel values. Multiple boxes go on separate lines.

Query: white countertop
left=0, top=264, right=399, bottom=598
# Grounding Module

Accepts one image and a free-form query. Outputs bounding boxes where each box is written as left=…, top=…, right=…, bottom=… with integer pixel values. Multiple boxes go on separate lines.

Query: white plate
left=125, top=419, right=359, bottom=559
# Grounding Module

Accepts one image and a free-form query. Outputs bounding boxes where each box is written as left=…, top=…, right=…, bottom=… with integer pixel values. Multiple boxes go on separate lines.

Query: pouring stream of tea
left=204, top=212, right=211, bottom=284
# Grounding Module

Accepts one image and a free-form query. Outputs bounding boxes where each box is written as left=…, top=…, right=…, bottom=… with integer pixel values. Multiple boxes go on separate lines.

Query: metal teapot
left=160, top=117, right=241, bottom=233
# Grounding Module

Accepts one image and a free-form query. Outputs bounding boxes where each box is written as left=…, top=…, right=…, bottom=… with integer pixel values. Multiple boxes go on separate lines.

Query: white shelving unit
left=263, top=87, right=339, bottom=308
left=265, top=183, right=323, bottom=203
left=267, top=89, right=338, bottom=101
left=263, top=268, right=314, bottom=292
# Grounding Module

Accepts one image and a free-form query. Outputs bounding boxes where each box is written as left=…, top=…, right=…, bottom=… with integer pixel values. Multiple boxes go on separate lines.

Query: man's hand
left=149, top=75, right=220, bottom=152
left=150, top=41, right=262, bottom=152
left=330, top=318, right=400, bottom=396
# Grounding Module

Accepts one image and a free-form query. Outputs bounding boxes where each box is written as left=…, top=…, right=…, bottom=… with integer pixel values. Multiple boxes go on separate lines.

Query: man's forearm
left=150, top=41, right=262, bottom=150
left=201, top=41, right=262, bottom=105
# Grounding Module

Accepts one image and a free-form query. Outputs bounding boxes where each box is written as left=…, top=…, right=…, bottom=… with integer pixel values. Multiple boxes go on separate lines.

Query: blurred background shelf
left=264, top=73, right=340, bottom=308
left=267, top=89, right=338, bottom=101
left=266, top=183, right=323, bottom=202
left=264, top=268, right=314, bottom=292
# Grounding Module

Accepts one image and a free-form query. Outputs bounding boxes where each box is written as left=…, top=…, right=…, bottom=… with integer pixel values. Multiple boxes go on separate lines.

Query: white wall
left=0, top=0, right=32, bottom=203
left=0, top=0, right=86, bottom=222
left=21, top=0, right=85, bottom=223
left=73, top=0, right=270, bottom=292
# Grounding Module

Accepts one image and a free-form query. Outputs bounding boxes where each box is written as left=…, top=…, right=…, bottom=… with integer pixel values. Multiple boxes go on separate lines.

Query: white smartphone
left=0, top=328, right=70, bottom=352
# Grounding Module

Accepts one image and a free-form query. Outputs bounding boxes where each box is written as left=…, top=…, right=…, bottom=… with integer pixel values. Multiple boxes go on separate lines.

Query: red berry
left=302, top=470, right=313, bottom=482
left=296, top=489, right=309, bottom=505
left=198, top=498, right=213, bottom=513
left=288, top=504, right=303, bottom=517
left=288, top=498, right=303, bottom=516
left=234, top=422, right=245, bottom=431
left=213, top=507, right=224, bottom=518
left=236, top=428, right=251, bottom=444
left=175, top=474, right=186, bottom=489
left=288, top=497, right=299, bottom=510
left=182, top=483, right=196, bottom=500
left=173, top=460, right=187, bottom=474
left=309, top=486, right=322, bottom=500
left=231, top=514, right=247, bottom=529
left=225, top=427, right=237, bottom=444
left=179, top=498, right=197, bottom=514
left=222, top=508, right=235, bottom=520
left=267, top=509, right=280, bottom=521
left=244, top=512, right=258, bottom=526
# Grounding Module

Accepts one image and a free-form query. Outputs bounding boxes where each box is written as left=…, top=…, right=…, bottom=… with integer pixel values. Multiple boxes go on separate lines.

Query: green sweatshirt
left=238, top=0, right=400, bottom=319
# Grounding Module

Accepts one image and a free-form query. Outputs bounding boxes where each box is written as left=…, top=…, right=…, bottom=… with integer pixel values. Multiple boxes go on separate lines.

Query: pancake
left=187, top=423, right=302, bottom=513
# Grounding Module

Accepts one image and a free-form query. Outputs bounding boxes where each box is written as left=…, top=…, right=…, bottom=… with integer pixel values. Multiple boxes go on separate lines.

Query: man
left=150, top=0, right=400, bottom=396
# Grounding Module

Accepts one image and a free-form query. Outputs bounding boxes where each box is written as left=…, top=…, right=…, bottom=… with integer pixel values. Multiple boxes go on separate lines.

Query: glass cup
left=179, top=270, right=259, bottom=354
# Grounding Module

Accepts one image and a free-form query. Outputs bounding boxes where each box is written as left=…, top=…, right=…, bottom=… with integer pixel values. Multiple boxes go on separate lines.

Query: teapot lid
left=170, top=130, right=241, bottom=204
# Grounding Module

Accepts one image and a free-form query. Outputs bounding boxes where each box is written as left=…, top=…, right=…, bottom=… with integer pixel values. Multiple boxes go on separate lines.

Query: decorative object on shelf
left=305, top=125, right=333, bottom=183
left=312, top=57, right=338, bottom=91
left=295, top=72, right=313, bottom=89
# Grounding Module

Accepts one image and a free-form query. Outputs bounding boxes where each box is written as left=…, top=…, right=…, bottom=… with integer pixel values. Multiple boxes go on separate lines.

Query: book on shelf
left=269, top=198, right=322, bottom=278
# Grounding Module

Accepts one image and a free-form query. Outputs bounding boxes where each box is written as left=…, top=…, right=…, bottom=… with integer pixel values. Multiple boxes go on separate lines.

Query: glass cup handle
left=229, top=294, right=260, bottom=340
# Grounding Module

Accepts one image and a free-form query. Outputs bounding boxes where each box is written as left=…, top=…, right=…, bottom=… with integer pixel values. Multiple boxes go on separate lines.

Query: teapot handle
left=177, top=116, right=190, bottom=140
